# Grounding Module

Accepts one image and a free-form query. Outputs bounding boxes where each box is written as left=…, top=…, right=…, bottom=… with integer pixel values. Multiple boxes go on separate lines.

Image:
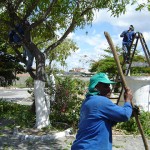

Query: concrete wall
left=14, top=73, right=30, bottom=86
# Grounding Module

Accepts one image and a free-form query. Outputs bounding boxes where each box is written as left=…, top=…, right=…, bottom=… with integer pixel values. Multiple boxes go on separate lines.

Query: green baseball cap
left=87, top=73, right=116, bottom=96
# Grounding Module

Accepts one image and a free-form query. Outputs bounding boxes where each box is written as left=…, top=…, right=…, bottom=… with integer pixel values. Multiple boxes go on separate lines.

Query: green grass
left=0, top=100, right=35, bottom=129
left=1, top=99, right=150, bottom=139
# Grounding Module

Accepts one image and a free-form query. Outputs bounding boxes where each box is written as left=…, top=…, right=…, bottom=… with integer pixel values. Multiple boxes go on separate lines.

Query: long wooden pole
left=104, top=31, right=149, bottom=150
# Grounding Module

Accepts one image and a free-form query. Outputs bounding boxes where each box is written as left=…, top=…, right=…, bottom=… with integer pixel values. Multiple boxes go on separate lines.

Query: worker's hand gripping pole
left=104, top=32, right=149, bottom=150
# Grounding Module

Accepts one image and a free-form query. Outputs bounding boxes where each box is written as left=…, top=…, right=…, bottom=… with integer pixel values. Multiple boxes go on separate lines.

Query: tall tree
left=0, top=0, right=145, bottom=129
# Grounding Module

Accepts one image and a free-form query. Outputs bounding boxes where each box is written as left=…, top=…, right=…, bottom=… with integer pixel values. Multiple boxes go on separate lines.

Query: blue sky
left=58, top=2, right=150, bottom=71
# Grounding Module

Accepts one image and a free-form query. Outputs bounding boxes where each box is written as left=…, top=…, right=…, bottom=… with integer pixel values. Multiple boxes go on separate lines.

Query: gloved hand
left=131, top=105, right=140, bottom=117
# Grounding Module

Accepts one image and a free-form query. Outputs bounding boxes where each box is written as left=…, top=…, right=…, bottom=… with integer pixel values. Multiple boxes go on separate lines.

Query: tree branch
left=44, top=18, right=76, bottom=56
left=27, top=70, right=36, bottom=79
left=23, top=0, right=40, bottom=21
left=36, top=39, right=51, bottom=47
left=6, top=1, right=21, bottom=24
left=30, top=0, right=57, bottom=29
left=44, top=6, right=93, bottom=55
left=14, top=0, right=23, bottom=11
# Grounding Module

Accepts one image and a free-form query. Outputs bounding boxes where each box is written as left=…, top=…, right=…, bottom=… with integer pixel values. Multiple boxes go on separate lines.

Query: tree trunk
left=30, top=42, right=50, bottom=129
left=34, top=80, right=50, bottom=129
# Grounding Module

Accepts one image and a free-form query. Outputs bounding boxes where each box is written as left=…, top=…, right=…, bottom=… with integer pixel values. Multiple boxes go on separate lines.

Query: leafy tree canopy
left=0, top=0, right=143, bottom=52
left=0, top=0, right=148, bottom=75
left=48, top=39, right=78, bottom=69
left=89, top=46, right=149, bottom=77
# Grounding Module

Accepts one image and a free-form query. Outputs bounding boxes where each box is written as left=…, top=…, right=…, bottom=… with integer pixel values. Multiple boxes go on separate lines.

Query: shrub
left=116, top=111, right=150, bottom=137
left=25, top=77, right=34, bottom=88
left=50, top=76, right=88, bottom=130
left=0, top=76, right=88, bottom=130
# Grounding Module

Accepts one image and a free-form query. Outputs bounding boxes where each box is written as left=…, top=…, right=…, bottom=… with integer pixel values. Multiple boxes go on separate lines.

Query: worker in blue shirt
left=9, top=20, right=35, bottom=72
left=120, top=25, right=135, bottom=63
left=71, top=73, right=133, bottom=150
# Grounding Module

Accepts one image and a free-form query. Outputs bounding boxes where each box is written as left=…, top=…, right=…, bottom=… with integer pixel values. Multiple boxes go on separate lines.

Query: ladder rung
left=115, top=80, right=122, bottom=82
left=111, top=92, right=122, bottom=94
left=110, top=97, right=120, bottom=99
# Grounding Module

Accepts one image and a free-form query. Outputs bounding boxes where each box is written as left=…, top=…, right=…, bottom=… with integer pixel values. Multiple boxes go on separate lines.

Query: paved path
left=0, top=88, right=150, bottom=150
left=0, top=88, right=31, bottom=99
left=0, top=129, right=150, bottom=150
left=0, top=119, right=150, bottom=150
left=0, top=88, right=33, bottom=105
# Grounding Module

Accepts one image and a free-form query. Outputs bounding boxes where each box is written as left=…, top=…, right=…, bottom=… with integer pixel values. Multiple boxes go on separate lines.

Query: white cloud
left=64, top=3, right=150, bottom=71
left=65, top=32, right=110, bottom=70
left=143, top=32, right=150, bottom=42
left=93, top=5, right=150, bottom=32
left=67, top=32, right=75, bottom=39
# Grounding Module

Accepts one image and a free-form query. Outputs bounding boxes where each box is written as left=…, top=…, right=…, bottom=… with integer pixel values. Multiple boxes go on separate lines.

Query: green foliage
left=0, top=101, right=35, bottom=128
left=90, top=46, right=149, bottom=77
left=116, top=111, right=150, bottom=137
left=48, top=39, right=78, bottom=68
left=0, top=40, right=24, bottom=86
left=135, top=2, right=150, bottom=11
left=131, top=66, right=150, bottom=76
left=0, top=0, right=149, bottom=77
left=131, top=53, right=150, bottom=76
left=1, top=75, right=150, bottom=139
left=90, top=57, right=118, bottom=78
left=50, top=76, right=87, bottom=129
left=0, top=76, right=88, bottom=130
left=109, top=0, right=130, bottom=17
left=25, top=77, right=34, bottom=88
left=90, top=46, right=123, bottom=78
left=0, top=1, right=138, bottom=52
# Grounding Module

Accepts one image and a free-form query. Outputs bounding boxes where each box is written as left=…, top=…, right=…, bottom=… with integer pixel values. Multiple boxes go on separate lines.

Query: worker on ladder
left=120, top=25, right=135, bottom=63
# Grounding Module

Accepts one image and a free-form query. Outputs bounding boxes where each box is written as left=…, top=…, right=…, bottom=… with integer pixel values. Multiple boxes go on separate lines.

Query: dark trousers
left=122, top=43, right=131, bottom=62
